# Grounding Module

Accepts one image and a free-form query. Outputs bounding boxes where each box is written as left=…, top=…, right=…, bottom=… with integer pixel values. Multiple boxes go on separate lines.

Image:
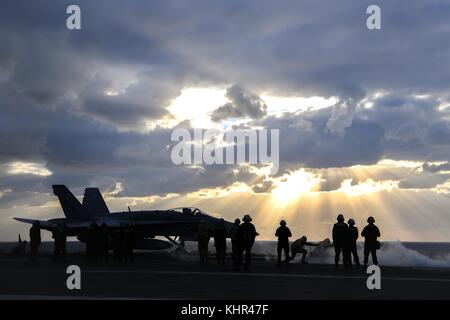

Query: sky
left=1, top=0, right=450, bottom=241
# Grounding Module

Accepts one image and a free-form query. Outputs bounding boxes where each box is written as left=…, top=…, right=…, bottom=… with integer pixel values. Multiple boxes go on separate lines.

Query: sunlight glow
left=377, top=159, right=424, bottom=169
left=168, top=87, right=227, bottom=128
left=433, top=180, right=450, bottom=194
left=245, top=164, right=276, bottom=177
left=336, top=179, right=399, bottom=196
left=271, top=169, right=322, bottom=205
left=262, top=94, right=337, bottom=114
left=0, top=189, right=12, bottom=199
left=167, top=87, right=340, bottom=128
left=104, top=90, right=120, bottom=96
left=189, top=182, right=252, bottom=198
left=6, top=161, right=52, bottom=176
left=105, top=182, right=124, bottom=197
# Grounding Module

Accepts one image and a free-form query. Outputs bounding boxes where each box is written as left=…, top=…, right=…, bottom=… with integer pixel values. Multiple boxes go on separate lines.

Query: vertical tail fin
left=82, top=188, right=109, bottom=217
left=52, top=185, right=91, bottom=219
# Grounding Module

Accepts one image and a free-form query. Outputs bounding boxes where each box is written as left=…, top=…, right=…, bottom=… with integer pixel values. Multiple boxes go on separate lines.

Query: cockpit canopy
left=170, top=207, right=207, bottom=216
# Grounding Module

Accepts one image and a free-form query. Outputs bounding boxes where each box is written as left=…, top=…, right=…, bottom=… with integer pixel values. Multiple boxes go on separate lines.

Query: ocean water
left=1, top=240, right=450, bottom=269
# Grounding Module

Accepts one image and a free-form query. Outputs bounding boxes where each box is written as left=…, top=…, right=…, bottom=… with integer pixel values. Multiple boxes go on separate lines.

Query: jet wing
left=133, top=220, right=198, bottom=226
left=13, top=218, right=55, bottom=229
left=14, top=217, right=199, bottom=229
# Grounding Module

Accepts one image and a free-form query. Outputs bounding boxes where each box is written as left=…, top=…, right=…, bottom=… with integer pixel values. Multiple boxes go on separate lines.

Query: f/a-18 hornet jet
left=14, top=185, right=234, bottom=250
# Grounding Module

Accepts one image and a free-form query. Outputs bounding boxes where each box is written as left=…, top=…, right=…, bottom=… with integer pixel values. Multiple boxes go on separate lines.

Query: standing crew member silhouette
left=60, top=224, right=68, bottom=262
left=112, top=226, right=123, bottom=263
left=197, top=221, right=210, bottom=264
left=85, top=223, right=93, bottom=261
left=99, top=223, right=109, bottom=263
left=86, top=222, right=100, bottom=261
left=346, top=219, right=360, bottom=267
left=11, top=235, right=27, bottom=257
left=361, top=216, right=381, bottom=267
left=235, top=214, right=257, bottom=271
left=29, top=221, right=41, bottom=261
left=92, top=223, right=101, bottom=259
left=332, top=214, right=348, bottom=268
left=214, top=218, right=227, bottom=266
left=275, top=220, right=292, bottom=265
left=123, top=226, right=135, bottom=263
left=52, top=224, right=63, bottom=261
left=230, top=218, right=240, bottom=262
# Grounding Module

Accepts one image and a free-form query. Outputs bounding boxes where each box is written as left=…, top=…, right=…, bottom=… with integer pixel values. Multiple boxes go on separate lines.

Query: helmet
left=348, top=218, right=355, bottom=226
left=280, top=220, right=286, bottom=226
left=234, top=218, right=241, bottom=225
left=243, top=214, right=252, bottom=222
left=300, top=235, right=307, bottom=241
left=337, top=214, right=344, bottom=221
left=367, top=216, right=375, bottom=223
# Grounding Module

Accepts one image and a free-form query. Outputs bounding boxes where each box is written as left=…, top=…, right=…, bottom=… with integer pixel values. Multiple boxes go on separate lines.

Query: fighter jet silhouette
left=14, top=185, right=234, bottom=250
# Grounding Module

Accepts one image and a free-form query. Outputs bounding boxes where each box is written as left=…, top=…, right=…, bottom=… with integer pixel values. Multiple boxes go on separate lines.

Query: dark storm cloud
left=422, top=162, right=450, bottom=173
left=252, top=179, right=274, bottom=194
left=82, top=94, right=165, bottom=130
left=0, top=1, right=189, bottom=130
left=0, top=96, right=262, bottom=199
left=2, top=0, right=450, bottom=206
left=113, top=164, right=254, bottom=197
left=211, top=85, right=267, bottom=121
left=398, top=174, right=450, bottom=190
left=251, top=92, right=450, bottom=173
left=3, top=0, right=450, bottom=106
left=258, top=107, right=384, bottom=169
left=363, top=95, right=450, bottom=162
